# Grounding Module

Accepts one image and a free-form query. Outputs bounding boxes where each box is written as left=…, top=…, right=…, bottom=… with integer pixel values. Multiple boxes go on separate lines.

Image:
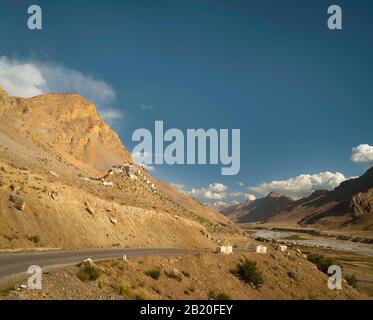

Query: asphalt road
left=0, top=247, right=204, bottom=285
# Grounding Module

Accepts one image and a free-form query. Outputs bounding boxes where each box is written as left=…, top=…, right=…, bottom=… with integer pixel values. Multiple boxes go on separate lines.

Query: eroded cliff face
left=0, top=86, right=7, bottom=98
left=0, top=86, right=235, bottom=251
left=0, top=87, right=132, bottom=172
left=349, top=189, right=373, bottom=218
left=0, top=86, right=17, bottom=115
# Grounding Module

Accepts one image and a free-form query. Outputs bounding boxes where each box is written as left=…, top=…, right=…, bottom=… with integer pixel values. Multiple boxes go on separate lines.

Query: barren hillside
left=3, top=250, right=367, bottom=300
left=0, top=87, right=238, bottom=251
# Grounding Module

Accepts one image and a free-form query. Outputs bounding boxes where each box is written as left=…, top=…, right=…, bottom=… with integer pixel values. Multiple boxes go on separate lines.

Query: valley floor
left=297, top=246, right=373, bottom=297
left=242, top=226, right=373, bottom=296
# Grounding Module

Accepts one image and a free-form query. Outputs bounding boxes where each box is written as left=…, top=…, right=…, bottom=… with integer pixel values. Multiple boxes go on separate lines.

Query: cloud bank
left=250, top=171, right=348, bottom=199
left=184, top=182, right=256, bottom=207
left=190, top=185, right=226, bottom=200
left=0, top=56, right=123, bottom=124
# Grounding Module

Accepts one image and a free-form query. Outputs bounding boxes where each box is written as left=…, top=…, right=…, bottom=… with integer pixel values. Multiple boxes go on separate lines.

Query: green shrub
left=208, top=291, right=232, bottom=300
left=307, top=254, right=337, bottom=274
left=233, top=258, right=264, bottom=288
left=145, top=269, right=161, bottom=280
left=135, top=290, right=152, bottom=300
left=345, top=274, right=358, bottom=289
left=119, top=285, right=131, bottom=297
left=77, top=265, right=102, bottom=282
left=255, top=237, right=267, bottom=243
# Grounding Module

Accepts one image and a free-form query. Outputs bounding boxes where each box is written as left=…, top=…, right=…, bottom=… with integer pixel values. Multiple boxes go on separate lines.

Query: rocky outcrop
left=349, top=190, right=373, bottom=218
left=0, top=85, right=7, bottom=98
left=0, top=88, right=132, bottom=172
left=9, top=195, right=26, bottom=211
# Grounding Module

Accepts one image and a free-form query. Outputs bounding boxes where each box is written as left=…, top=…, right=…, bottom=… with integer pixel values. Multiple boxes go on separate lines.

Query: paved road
left=0, top=248, right=205, bottom=285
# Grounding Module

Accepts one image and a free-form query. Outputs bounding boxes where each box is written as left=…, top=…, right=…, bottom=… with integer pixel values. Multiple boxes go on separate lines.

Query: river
left=246, top=229, right=373, bottom=257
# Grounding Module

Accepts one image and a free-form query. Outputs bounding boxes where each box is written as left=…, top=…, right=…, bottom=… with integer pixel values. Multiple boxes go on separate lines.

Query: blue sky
left=0, top=0, right=372, bottom=206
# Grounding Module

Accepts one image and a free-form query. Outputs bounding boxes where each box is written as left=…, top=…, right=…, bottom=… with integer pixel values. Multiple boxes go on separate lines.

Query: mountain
left=0, top=87, right=236, bottom=250
left=223, top=192, right=294, bottom=223
left=265, top=167, right=373, bottom=230
left=1, top=88, right=132, bottom=173
left=224, top=168, right=373, bottom=231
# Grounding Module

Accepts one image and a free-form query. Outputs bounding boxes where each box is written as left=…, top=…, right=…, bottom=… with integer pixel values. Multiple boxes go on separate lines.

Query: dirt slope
left=3, top=250, right=367, bottom=300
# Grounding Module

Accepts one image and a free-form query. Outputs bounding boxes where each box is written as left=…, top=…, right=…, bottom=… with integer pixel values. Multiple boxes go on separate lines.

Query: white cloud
left=227, top=191, right=256, bottom=200
left=171, top=183, right=186, bottom=192
left=187, top=182, right=254, bottom=204
left=246, top=194, right=257, bottom=201
left=207, top=198, right=252, bottom=211
left=99, top=109, right=123, bottom=122
left=0, top=56, right=123, bottom=124
left=238, top=182, right=245, bottom=187
left=206, top=201, right=231, bottom=210
left=190, top=188, right=226, bottom=200
left=351, top=144, right=373, bottom=167
left=208, top=183, right=228, bottom=193
left=190, top=183, right=229, bottom=200
left=189, top=183, right=228, bottom=200
left=171, top=183, right=243, bottom=202
left=0, top=56, right=45, bottom=97
left=250, top=171, right=349, bottom=199
left=39, top=63, right=116, bottom=107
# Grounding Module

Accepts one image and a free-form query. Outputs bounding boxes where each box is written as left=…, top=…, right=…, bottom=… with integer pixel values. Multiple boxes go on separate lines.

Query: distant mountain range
left=223, top=192, right=294, bottom=223
left=223, top=168, right=373, bottom=231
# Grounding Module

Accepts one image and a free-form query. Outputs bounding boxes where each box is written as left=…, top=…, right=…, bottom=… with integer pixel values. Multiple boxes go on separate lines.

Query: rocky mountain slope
left=0, top=87, right=237, bottom=251
left=224, top=168, right=373, bottom=231
left=266, top=167, right=373, bottom=230
left=1, top=87, right=131, bottom=173
left=223, top=192, right=294, bottom=223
